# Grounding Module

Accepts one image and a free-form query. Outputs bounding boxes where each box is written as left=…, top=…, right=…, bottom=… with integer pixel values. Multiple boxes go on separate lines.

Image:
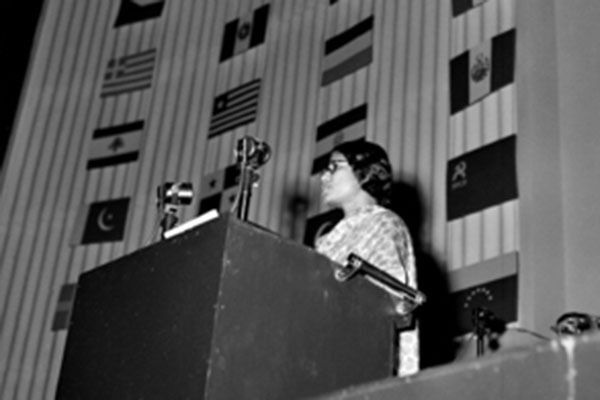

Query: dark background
left=0, top=2, right=45, bottom=169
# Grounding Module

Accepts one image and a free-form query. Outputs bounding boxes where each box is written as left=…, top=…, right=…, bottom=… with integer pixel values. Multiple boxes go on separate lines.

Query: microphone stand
left=472, top=307, right=507, bottom=357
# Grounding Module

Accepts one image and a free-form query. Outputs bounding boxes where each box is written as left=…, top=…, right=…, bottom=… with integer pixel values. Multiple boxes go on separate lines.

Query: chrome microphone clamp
left=336, top=253, right=427, bottom=307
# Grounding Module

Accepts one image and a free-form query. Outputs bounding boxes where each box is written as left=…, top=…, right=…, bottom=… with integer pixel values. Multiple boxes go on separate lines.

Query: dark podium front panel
left=56, top=215, right=397, bottom=400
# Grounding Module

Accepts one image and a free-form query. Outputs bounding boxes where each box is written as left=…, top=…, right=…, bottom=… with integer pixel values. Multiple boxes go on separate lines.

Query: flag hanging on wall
left=114, top=0, right=165, bottom=27
left=208, top=79, right=261, bottom=138
left=311, top=104, right=367, bottom=174
left=304, top=208, right=344, bottom=247
left=321, top=15, right=374, bottom=86
left=101, top=48, right=157, bottom=98
left=450, top=29, right=516, bottom=114
left=451, top=0, right=490, bottom=18
left=51, top=283, right=77, bottom=331
left=446, top=134, right=517, bottom=221
left=198, top=164, right=240, bottom=215
left=87, top=120, right=144, bottom=169
left=72, top=198, right=130, bottom=245
left=449, top=252, right=519, bottom=335
left=219, top=4, right=270, bottom=62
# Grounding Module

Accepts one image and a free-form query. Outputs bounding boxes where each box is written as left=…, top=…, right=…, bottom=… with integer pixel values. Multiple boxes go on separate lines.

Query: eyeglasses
left=321, top=159, right=349, bottom=175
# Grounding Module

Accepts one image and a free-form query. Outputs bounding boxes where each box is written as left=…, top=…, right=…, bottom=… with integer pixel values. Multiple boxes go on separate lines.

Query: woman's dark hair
left=331, top=139, right=393, bottom=207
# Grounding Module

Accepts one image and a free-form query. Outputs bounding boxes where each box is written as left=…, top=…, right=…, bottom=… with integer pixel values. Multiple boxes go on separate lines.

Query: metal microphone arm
left=337, top=253, right=427, bottom=307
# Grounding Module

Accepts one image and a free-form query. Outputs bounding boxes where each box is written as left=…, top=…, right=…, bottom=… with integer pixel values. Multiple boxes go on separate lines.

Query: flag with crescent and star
left=72, top=198, right=130, bottom=245
left=219, top=4, right=270, bottom=62
left=198, top=164, right=240, bottom=215
left=114, top=0, right=165, bottom=27
left=449, top=252, right=518, bottom=335
left=87, top=120, right=144, bottom=169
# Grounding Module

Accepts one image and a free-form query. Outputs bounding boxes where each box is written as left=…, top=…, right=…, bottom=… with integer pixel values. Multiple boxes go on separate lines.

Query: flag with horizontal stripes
left=114, top=0, right=165, bottom=27
left=304, top=208, right=344, bottom=247
left=321, top=15, right=374, bottom=86
left=447, top=134, right=517, bottom=220
left=101, top=48, right=157, bottom=97
left=198, top=164, right=240, bottom=214
left=450, top=29, right=515, bottom=114
left=220, top=4, right=270, bottom=62
left=208, top=79, right=261, bottom=138
left=311, top=104, right=367, bottom=174
left=451, top=0, right=489, bottom=17
left=51, top=283, right=77, bottom=331
left=449, top=252, right=518, bottom=335
left=72, top=198, right=130, bottom=245
left=87, top=120, right=144, bottom=169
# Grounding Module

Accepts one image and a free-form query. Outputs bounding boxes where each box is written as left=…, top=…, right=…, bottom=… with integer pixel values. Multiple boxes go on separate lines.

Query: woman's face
left=320, top=152, right=363, bottom=208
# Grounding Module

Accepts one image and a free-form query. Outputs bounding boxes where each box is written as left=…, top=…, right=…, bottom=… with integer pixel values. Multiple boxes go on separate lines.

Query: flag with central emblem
left=450, top=29, right=515, bottom=114
left=219, top=4, right=270, bottom=62
left=87, top=120, right=144, bottom=169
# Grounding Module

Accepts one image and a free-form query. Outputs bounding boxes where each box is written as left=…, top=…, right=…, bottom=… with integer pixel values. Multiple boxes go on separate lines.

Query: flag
left=449, top=252, right=518, bottom=335
left=304, top=208, right=344, bottom=247
left=312, top=104, right=367, bottom=174
left=208, top=79, right=261, bottom=138
left=451, top=0, right=489, bottom=18
left=450, top=29, right=516, bottom=114
left=51, top=283, right=77, bottom=331
left=447, top=134, right=517, bottom=220
left=114, top=0, right=165, bottom=27
left=219, top=4, right=270, bottom=62
left=321, top=15, right=374, bottom=86
left=73, top=198, right=130, bottom=245
left=87, top=120, right=144, bottom=169
left=198, top=164, right=240, bottom=214
left=101, top=48, right=157, bottom=97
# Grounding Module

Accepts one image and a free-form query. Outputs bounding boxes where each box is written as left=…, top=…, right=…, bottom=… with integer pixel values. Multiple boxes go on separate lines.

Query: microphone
left=235, top=136, right=271, bottom=168
left=339, top=253, right=427, bottom=306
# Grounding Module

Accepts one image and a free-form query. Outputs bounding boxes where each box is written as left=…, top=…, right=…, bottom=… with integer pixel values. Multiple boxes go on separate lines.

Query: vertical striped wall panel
left=0, top=0, right=515, bottom=398
left=447, top=0, right=517, bottom=271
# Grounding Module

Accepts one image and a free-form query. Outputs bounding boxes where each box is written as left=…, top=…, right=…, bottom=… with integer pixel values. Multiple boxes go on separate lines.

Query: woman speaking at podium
left=315, top=139, right=419, bottom=377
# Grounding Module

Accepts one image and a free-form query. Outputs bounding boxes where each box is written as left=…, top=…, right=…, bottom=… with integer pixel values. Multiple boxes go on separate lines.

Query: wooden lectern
left=56, top=214, right=398, bottom=400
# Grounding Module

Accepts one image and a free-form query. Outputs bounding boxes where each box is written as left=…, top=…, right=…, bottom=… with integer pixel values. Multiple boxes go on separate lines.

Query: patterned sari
left=316, top=204, right=419, bottom=377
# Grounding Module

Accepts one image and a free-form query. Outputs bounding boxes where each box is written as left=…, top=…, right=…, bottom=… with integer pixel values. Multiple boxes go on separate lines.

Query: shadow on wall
left=390, top=181, right=458, bottom=370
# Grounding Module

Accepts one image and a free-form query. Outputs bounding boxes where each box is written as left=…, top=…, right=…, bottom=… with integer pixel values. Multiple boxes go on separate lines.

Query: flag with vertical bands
left=451, top=0, right=489, bottom=17
left=87, top=120, right=144, bottom=169
left=72, top=198, right=130, bottom=245
left=114, top=0, right=165, bottom=27
left=311, top=104, right=367, bottom=174
left=321, top=15, right=374, bottom=86
left=208, top=79, right=261, bottom=138
left=101, top=48, right=157, bottom=97
left=198, top=164, right=240, bottom=214
left=447, top=134, right=518, bottom=220
left=450, top=29, right=516, bottom=114
left=220, top=4, right=270, bottom=62
left=51, top=283, right=77, bottom=331
left=449, top=252, right=519, bottom=335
